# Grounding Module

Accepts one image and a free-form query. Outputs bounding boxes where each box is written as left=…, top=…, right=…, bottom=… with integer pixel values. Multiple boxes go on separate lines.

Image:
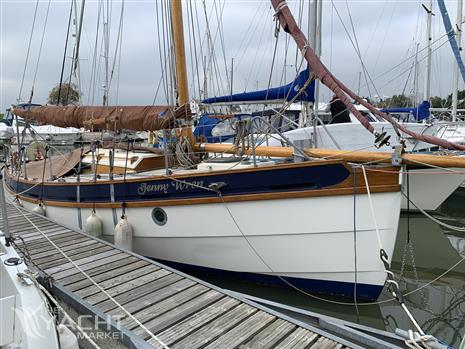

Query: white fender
left=57, top=324, right=79, bottom=349
left=85, top=211, right=103, bottom=237
left=32, top=203, right=45, bottom=216
left=114, top=216, right=133, bottom=251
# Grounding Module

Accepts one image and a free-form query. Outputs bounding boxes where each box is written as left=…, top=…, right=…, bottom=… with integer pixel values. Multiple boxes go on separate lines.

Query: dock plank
left=107, top=278, right=195, bottom=318
left=122, top=284, right=210, bottom=330
left=150, top=297, right=241, bottom=347
left=76, top=264, right=161, bottom=298
left=28, top=239, right=97, bottom=260
left=85, top=268, right=172, bottom=305
left=96, top=273, right=184, bottom=313
left=65, top=260, right=149, bottom=292
left=274, top=328, right=319, bottom=349
left=15, top=228, right=75, bottom=244
left=135, top=290, right=224, bottom=338
left=44, top=249, right=122, bottom=275
left=37, top=245, right=114, bottom=270
left=52, top=252, right=130, bottom=279
left=203, top=310, right=276, bottom=349
left=171, top=303, right=257, bottom=349
left=58, top=255, right=141, bottom=286
left=0, top=204, right=354, bottom=349
left=32, top=243, right=110, bottom=266
left=13, top=226, right=72, bottom=240
left=239, top=319, right=297, bottom=349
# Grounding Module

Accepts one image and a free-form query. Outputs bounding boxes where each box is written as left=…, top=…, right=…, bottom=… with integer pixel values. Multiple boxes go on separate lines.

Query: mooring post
left=0, top=173, right=11, bottom=246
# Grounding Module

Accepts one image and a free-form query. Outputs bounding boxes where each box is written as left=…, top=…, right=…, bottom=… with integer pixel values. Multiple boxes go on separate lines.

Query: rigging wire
left=87, top=0, right=103, bottom=105
left=57, top=1, right=74, bottom=106
left=371, top=32, right=449, bottom=86
left=186, top=0, right=198, bottom=100
left=243, top=7, right=273, bottom=92
left=213, top=0, right=230, bottom=92
left=378, top=36, right=450, bottom=92
left=28, top=0, right=52, bottom=104
left=109, top=0, right=125, bottom=104
left=371, top=0, right=398, bottom=79
left=330, top=0, right=378, bottom=100
left=343, top=0, right=377, bottom=99
left=17, top=0, right=40, bottom=103
left=187, top=0, right=202, bottom=100
left=155, top=0, right=169, bottom=103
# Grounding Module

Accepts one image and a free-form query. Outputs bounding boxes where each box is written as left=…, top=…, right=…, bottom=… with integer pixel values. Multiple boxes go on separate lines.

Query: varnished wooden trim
left=7, top=183, right=400, bottom=209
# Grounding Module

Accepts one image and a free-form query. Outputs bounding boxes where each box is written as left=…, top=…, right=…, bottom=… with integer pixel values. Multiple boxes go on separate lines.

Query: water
left=188, top=201, right=465, bottom=348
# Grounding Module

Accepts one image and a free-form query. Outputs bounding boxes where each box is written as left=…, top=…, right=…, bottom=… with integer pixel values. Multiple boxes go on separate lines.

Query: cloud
left=1, top=0, right=462, bottom=113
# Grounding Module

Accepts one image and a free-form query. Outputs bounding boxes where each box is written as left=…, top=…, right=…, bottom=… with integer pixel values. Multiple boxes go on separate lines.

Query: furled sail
left=381, top=100, right=430, bottom=121
left=202, top=68, right=315, bottom=104
left=12, top=104, right=191, bottom=132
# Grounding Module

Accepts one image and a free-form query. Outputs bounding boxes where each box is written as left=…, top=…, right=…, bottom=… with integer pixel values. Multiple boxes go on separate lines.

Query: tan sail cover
left=25, top=146, right=89, bottom=180
left=12, top=105, right=191, bottom=132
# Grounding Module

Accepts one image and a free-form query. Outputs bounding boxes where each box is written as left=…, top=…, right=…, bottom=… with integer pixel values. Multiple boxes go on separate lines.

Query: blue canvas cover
left=202, top=68, right=315, bottom=104
left=194, top=114, right=250, bottom=143
left=381, top=100, right=430, bottom=121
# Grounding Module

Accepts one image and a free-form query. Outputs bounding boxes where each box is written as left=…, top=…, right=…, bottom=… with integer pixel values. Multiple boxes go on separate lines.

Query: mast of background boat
left=307, top=0, right=321, bottom=128
left=413, top=43, right=420, bottom=106
left=423, top=0, right=433, bottom=106
left=452, top=0, right=463, bottom=122
left=72, top=0, right=85, bottom=104
left=170, top=0, right=193, bottom=144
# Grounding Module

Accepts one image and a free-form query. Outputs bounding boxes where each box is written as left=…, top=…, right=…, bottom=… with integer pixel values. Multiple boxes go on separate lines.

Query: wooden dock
left=1, top=203, right=364, bottom=349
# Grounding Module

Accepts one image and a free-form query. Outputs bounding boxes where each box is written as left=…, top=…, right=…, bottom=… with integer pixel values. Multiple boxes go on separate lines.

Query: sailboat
left=5, top=0, right=462, bottom=301
left=200, top=1, right=465, bottom=212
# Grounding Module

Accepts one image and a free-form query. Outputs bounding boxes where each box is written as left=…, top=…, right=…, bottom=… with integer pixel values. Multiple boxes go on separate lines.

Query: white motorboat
left=0, top=238, right=61, bottom=348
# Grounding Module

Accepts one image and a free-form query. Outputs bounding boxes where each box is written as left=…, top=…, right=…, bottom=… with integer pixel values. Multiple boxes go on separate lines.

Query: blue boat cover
left=381, top=100, right=430, bottom=121
left=202, top=68, right=315, bottom=104
left=193, top=114, right=250, bottom=143
left=437, top=0, right=465, bottom=85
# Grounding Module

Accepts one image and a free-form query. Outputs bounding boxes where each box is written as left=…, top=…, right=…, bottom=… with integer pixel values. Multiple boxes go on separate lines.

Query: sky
left=1, top=0, right=463, bottom=113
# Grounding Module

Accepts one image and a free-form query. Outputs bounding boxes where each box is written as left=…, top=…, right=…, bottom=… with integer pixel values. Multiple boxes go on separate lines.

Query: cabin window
left=152, top=207, right=167, bottom=226
left=360, top=111, right=376, bottom=122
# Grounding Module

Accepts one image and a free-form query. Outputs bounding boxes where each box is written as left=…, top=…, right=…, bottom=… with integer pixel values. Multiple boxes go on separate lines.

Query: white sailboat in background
left=199, top=0, right=465, bottom=212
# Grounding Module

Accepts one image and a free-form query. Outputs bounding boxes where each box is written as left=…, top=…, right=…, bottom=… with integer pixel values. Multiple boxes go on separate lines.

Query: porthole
left=152, top=207, right=167, bottom=226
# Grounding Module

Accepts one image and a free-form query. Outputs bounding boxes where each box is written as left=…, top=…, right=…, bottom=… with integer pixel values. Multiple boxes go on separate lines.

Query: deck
left=0, top=202, right=360, bottom=349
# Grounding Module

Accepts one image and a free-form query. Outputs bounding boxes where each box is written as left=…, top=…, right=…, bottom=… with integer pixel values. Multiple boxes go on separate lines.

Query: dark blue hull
left=157, top=258, right=384, bottom=302
left=6, top=162, right=352, bottom=204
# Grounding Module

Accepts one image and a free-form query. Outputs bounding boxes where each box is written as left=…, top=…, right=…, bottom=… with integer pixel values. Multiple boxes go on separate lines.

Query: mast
left=170, top=0, right=193, bottom=142
left=452, top=0, right=463, bottom=122
left=308, top=0, right=321, bottom=123
left=423, top=0, right=433, bottom=102
left=170, top=0, right=189, bottom=105
left=413, top=43, right=420, bottom=106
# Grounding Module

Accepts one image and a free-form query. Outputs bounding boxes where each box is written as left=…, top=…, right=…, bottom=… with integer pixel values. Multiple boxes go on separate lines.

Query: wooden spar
left=170, top=0, right=189, bottom=105
left=170, top=0, right=194, bottom=143
left=195, top=143, right=465, bottom=169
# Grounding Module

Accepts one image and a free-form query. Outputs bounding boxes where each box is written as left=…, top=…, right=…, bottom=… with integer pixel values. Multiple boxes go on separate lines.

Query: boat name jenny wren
left=137, top=180, right=205, bottom=195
